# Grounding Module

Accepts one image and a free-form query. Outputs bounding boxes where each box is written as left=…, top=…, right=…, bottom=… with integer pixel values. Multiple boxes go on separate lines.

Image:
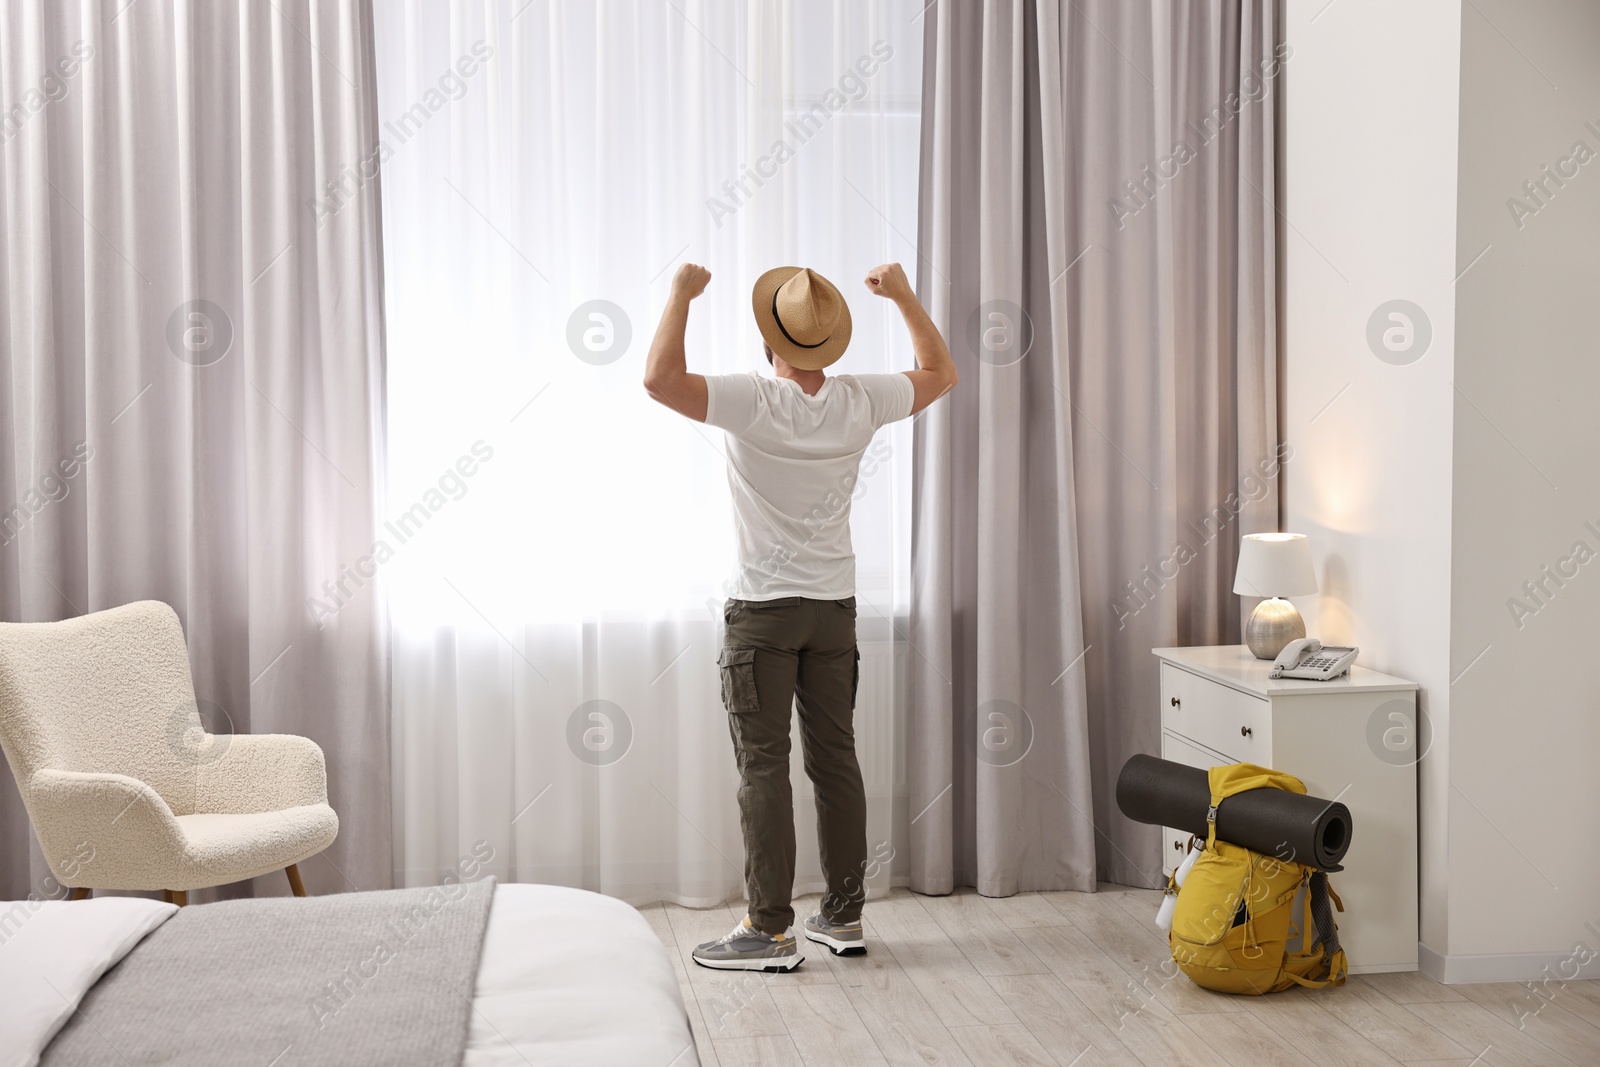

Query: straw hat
left=751, top=266, right=853, bottom=371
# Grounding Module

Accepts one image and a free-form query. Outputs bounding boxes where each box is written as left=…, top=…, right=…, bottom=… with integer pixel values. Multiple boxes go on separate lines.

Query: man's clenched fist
left=673, top=263, right=712, bottom=300
left=864, top=262, right=911, bottom=302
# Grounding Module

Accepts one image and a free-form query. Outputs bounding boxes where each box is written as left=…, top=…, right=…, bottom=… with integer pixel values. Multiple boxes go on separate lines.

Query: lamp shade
left=1233, top=533, right=1318, bottom=599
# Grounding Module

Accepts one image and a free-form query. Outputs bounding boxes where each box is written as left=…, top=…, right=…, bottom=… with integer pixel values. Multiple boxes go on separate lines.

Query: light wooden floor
left=645, top=883, right=1600, bottom=1067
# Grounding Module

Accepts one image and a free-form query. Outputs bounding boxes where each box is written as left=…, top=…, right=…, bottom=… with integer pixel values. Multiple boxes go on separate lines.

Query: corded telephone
left=1270, top=638, right=1359, bottom=681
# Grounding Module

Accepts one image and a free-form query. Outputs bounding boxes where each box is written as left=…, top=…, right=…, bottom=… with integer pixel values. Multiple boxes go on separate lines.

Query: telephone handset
left=1270, top=638, right=1359, bottom=681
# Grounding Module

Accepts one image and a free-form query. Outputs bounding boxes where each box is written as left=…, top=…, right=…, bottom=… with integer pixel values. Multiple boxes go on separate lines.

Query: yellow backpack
left=1167, top=763, right=1348, bottom=995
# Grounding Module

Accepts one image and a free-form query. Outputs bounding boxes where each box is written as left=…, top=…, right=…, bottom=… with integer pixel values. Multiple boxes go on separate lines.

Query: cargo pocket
left=718, top=646, right=759, bottom=715
left=850, top=648, right=861, bottom=709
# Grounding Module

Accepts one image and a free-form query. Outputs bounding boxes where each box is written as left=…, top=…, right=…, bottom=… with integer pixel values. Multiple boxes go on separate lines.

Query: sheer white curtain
left=374, top=1, right=923, bottom=906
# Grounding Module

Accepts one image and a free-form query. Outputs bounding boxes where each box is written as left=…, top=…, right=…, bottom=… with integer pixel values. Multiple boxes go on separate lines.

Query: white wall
left=1447, top=0, right=1600, bottom=977
left=1285, top=0, right=1600, bottom=983
left=1280, top=0, right=1462, bottom=959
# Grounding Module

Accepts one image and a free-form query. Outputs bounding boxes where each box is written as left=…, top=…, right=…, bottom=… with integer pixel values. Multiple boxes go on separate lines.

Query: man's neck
left=774, top=361, right=826, bottom=396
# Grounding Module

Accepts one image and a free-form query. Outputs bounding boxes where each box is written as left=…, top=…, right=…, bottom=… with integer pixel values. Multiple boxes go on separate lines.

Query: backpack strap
left=1283, top=955, right=1346, bottom=988
left=1205, top=781, right=1224, bottom=850
left=1239, top=859, right=1263, bottom=959
left=1284, top=871, right=1349, bottom=988
left=1203, top=762, right=1304, bottom=851
left=1308, top=872, right=1343, bottom=958
left=1298, top=871, right=1315, bottom=948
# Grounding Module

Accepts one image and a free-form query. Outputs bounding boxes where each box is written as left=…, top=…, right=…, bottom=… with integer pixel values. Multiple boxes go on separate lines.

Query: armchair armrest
left=193, top=733, right=329, bottom=814
left=27, top=769, right=185, bottom=890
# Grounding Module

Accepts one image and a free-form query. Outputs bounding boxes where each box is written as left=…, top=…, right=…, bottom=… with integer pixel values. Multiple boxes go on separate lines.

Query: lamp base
left=1245, top=598, right=1306, bottom=659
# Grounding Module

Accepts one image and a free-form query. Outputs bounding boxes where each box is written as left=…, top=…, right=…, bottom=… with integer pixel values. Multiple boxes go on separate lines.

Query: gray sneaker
left=803, top=913, right=866, bottom=956
left=692, top=917, right=804, bottom=972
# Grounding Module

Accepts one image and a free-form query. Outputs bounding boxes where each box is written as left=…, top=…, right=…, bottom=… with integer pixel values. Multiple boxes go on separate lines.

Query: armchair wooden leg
left=285, top=863, right=307, bottom=897
left=68, top=887, right=90, bottom=901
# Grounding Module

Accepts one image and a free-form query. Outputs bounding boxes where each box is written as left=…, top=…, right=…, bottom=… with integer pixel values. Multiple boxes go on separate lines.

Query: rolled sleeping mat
left=1115, top=754, right=1353, bottom=872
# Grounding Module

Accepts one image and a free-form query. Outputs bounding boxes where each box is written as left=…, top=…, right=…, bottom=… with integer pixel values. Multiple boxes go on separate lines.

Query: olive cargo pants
left=718, top=596, right=867, bottom=936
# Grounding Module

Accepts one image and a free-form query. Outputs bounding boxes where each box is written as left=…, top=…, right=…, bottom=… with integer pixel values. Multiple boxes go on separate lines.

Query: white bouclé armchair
left=0, top=601, right=338, bottom=903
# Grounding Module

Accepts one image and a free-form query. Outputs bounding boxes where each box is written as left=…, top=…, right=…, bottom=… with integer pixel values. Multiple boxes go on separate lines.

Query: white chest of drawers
left=1153, top=645, right=1420, bottom=973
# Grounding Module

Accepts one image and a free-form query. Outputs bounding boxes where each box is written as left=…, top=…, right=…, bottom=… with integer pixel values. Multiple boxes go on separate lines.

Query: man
left=644, top=261, right=957, bottom=972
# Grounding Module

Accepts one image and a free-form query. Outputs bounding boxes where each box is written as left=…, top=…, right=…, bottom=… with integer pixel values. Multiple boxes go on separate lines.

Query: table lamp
left=1233, top=533, right=1318, bottom=659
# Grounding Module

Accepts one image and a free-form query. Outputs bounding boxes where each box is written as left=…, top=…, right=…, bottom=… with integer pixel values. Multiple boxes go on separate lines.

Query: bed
left=1, top=880, right=699, bottom=1067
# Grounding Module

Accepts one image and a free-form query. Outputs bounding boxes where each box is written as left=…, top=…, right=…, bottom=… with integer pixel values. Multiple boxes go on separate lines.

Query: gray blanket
left=43, top=878, right=496, bottom=1067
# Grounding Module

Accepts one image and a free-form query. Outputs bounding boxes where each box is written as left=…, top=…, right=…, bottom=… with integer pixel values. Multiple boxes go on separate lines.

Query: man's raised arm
left=643, top=263, right=712, bottom=422
left=864, top=262, right=957, bottom=415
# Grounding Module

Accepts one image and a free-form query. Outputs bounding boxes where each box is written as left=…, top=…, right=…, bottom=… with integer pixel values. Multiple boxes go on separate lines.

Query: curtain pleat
left=911, top=0, right=1279, bottom=892
left=0, top=0, right=391, bottom=900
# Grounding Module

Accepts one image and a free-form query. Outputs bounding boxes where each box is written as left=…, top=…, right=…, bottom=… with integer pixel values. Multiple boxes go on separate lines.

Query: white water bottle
left=1155, top=841, right=1201, bottom=932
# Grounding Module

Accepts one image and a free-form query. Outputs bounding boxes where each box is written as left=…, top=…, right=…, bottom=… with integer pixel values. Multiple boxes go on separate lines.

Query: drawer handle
left=1170, top=697, right=1181, bottom=709
left=1240, top=726, right=1253, bottom=737
left=1173, top=840, right=1184, bottom=851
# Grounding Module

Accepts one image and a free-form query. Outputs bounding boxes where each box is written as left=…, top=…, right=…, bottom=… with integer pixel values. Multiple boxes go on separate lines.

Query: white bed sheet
left=4, top=883, right=697, bottom=1067
left=466, top=883, right=700, bottom=1067
left=0, top=896, right=179, bottom=1067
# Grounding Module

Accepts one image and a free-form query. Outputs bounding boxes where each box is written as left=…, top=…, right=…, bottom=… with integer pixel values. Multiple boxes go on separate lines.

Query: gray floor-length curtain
left=910, top=0, right=1279, bottom=893
left=0, top=0, right=391, bottom=900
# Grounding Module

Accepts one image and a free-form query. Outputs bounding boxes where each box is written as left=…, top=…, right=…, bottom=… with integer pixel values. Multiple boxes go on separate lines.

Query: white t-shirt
left=703, top=371, right=915, bottom=601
